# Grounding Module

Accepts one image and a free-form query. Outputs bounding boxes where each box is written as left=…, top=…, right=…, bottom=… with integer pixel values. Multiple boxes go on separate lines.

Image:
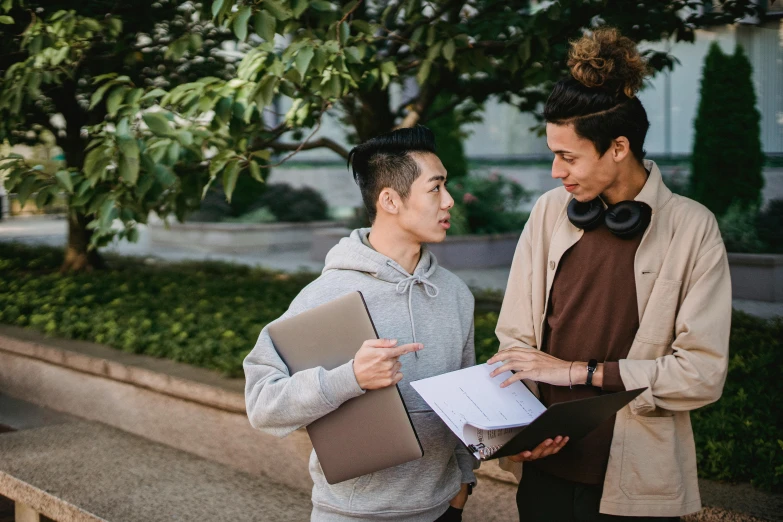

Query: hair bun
left=568, top=28, right=650, bottom=99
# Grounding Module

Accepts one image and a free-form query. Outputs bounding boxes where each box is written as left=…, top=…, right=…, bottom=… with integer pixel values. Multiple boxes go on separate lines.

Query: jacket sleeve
left=243, top=299, right=366, bottom=438
left=620, top=239, right=732, bottom=414
left=454, top=319, right=479, bottom=483
left=496, top=223, right=538, bottom=352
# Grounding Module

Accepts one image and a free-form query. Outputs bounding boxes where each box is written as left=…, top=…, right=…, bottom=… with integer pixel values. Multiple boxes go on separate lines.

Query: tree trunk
left=61, top=211, right=106, bottom=273
left=56, top=80, right=106, bottom=272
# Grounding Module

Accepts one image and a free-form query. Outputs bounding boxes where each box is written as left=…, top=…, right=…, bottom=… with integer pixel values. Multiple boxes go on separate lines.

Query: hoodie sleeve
left=243, top=299, right=366, bottom=438
left=454, top=319, right=479, bottom=483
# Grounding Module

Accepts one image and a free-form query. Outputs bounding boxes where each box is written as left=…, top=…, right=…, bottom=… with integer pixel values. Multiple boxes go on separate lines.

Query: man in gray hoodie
left=243, top=126, right=478, bottom=521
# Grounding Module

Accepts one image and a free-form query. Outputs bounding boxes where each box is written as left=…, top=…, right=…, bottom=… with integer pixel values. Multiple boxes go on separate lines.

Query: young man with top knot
left=490, top=28, right=731, bottom=521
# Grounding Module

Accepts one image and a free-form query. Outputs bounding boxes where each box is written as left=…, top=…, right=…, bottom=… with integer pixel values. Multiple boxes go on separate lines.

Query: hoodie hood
left=324, top=228, right=439, bottom=281
left=323, top=228, right=440, bottom=349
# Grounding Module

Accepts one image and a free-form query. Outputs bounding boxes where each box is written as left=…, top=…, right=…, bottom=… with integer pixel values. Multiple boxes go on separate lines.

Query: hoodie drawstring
left=389, top=262, right=439, bottom=359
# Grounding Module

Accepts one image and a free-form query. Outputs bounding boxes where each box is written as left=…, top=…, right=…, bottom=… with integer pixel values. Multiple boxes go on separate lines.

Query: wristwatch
left=585, top=359, right=598, bottom=386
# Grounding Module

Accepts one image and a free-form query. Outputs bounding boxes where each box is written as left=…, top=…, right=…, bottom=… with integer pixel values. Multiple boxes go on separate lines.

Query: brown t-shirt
left=531, top=220, right=642, bottom=485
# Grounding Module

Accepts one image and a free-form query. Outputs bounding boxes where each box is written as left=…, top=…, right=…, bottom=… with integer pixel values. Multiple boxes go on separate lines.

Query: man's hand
left=353, top=338, right=422, bottom=390
left=449, top=483, right=470, bottom=509
left=507, top=436, right=569, bottom=463
left=487, top=347, right=603, bottom=388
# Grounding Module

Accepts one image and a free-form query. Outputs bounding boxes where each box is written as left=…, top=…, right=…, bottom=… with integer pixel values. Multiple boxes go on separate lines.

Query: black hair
left=347, top=125, right=437, bottom=223
left=544, top=28, right=651, bottom=162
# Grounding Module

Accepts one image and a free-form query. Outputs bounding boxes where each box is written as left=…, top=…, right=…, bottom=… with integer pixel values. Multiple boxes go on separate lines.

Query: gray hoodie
left=244, top=228, right=478, bottom=521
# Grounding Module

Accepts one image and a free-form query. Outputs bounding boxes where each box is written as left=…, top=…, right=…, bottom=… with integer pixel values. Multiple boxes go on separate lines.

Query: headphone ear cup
left=567, top=198, right=605, bottom=231
left=605, top=201, right=652, bottom=239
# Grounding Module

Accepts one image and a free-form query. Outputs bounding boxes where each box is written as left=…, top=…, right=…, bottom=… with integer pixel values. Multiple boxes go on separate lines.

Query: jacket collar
left=636, top=160, right=673, bottom=214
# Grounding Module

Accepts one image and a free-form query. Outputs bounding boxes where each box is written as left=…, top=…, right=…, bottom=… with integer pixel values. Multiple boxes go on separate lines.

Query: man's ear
left=612, top=136, right=632, bottom=163
left=377, top=187, right=401, bottom=216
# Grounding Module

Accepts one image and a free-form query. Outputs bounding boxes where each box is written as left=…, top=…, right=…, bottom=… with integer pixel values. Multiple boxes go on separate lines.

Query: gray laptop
left=267, top=291, right=423, bottom=484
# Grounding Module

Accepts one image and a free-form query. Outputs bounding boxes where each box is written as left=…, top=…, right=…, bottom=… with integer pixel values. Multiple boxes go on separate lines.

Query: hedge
left=0, top=242, right=780, bottom=490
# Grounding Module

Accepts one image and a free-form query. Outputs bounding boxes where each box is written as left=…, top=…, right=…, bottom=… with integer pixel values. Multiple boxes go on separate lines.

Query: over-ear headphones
left=567, top=198, right=652, bottom=239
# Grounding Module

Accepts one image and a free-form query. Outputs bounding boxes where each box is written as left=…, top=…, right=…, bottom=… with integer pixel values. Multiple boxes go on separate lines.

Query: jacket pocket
left=620, top=415, right=683, bottom=500
left=637, top=278, right=682, bottom=345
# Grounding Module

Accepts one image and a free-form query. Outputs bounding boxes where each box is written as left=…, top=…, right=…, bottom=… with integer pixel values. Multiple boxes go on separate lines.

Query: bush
left=0, top=243, right=316, bottom=377
left=427, top=93, right=469, bottom=181
left=447, top=173, right=532, bottom=235
left=691, top=311, right=783, bottom=492
left=252, top=183, right=329, bottom=222
left=718, top=201, right=765, bottom=253
left=691, top=43, right=764, bottom=216
left=1, top=244, right=780, bottom=490
left=757, top=199, right=783, bottom=254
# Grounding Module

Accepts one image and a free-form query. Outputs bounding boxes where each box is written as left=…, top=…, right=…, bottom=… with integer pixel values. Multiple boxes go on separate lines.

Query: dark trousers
left=516, top=465, right=680, bottom=522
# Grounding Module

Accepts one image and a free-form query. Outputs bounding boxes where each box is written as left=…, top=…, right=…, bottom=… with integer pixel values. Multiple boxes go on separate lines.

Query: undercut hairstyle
left=347, top=126, right=437, bottom=223
left=544, top=28, right=651, bottom=162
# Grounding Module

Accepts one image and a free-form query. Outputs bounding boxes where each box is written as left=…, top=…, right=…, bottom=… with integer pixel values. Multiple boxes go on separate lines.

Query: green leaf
left=427, top=41, right=443, bottom=61
left=416, top=59, right=432, bottom=85
left=291, top=0, right=308, bottom=17
left=106, top=86, right=127, bottom=117
left=143, top=112, right=173, bottom=137
left=167, top=141, right=181, bottom=164
left=411, top=26, right=424, bottom=45
left=35, top=186, right=53, bottom=209
left=265, top=0, right=292, bottom=20
left=294, top=47, right=315, bottom=78
left=310, top=0, right=334, bottom=12
left=98, top=198, right=115, bottom=231
left=442, top=39, right=455, bottom=62
left=254, top=10, right=276, bottom=41
left=141, top=88, right=167, bottom=102
left=426, top=25, right=436, bottom=46
left=89, top=81, right=116, bottom=110
left=55, top=170, right=74, bottom=193
left=211, top=0, right=225, bottom=17
left=233, top=6, right=252, bottom=41
left=518, top=37, right=531, bottom=63
left=16, top=175, right=37, bottom=207
left=353, top=20, right=373, bottom=35
left=344, top=46, right=362, bottom=64
left=222, top=160, right=240, bottom=203
left=0, top=15, right=13, bottom=24
left=177, top=130, right=193, bottom=146
left=340, top=22, right=350, bottom=46
left=118, top=137, right=140, bottom=184
left=248, top=160, right=263, bottom=182
left=254, top=75, right=277, bottom=108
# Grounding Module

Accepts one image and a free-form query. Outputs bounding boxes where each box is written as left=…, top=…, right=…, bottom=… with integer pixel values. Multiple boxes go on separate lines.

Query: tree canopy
left=0, top=0, right=759, bottom=270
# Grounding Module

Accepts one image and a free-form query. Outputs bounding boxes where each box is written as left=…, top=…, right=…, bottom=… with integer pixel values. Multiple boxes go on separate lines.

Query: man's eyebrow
left=546, top=143, right=573, bottom=155
left=428, top=175, right=446, bottom=182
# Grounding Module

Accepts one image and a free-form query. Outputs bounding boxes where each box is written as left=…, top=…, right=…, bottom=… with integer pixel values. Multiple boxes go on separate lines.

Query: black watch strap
left=585, top=359, right=598, bottom=386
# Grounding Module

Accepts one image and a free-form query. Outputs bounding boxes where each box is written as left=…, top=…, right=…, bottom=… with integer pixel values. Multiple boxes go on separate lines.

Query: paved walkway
left=1, top=216, right=782, bottom=318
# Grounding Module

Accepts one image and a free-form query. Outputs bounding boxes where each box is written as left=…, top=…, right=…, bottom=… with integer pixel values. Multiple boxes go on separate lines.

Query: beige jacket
left=496, top=160, right=731, bottom=517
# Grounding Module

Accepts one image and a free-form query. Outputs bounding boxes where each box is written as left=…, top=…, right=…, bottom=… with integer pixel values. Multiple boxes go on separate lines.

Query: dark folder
left=484, top=388, right=645, bottom=460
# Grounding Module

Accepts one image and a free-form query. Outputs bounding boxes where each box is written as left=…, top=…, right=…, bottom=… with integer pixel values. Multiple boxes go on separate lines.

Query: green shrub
left=757, top=199, right=783, bottom=254
left=691, top=311, right=783, bottom=492
left=447, top=173, right=532, bottom=235
left=253, top=183, right=329, bottom=222
left=718, top=201, right=765, bottom=253
left=691, top=43, right=764, bottom=216
left=427, top=93, right=469, bottom=181
left=1, top=244, right=780, bottom=490
left=0, top=243, right=316, bottom=377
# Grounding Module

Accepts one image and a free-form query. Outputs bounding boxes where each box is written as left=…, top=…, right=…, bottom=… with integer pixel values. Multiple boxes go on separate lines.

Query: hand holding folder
left=411, top=364, right=644, bottom=460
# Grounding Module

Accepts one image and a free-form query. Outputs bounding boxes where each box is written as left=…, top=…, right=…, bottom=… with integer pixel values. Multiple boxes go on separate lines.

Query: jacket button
left=549, top=261, right=555, bottom=270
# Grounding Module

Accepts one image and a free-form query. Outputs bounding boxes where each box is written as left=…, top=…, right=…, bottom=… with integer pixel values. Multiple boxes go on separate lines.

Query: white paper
left=410, top=363, right=547, bottom=459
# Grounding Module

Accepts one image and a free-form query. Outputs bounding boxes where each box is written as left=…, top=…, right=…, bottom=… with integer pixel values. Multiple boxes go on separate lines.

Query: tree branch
left=268, top=137, right=349, bottom=160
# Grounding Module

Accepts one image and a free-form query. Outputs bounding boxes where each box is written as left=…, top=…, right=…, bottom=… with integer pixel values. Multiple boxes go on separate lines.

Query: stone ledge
left=0, top=422, right=311, bottom=522
left=0, top=325, right=244, bottom=414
